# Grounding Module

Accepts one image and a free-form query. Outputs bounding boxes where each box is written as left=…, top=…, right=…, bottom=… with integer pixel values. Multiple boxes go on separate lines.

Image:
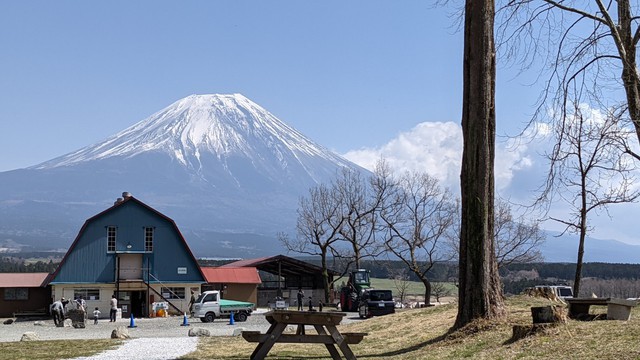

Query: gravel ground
left=0, top=310, right=363, bottom=359
left=0, top=312, right=273, bottom=342
left=72, top=337, right=199, bottom=360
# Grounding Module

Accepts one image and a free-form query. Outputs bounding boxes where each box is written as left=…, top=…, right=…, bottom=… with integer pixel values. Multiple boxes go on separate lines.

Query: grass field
left=370, top=278, right=457, bottom=303
left=0, top=339, right=119, bottom=360
left=2, top=296, right=639, bottom=359
left=185, top=295, right=640, bottom=359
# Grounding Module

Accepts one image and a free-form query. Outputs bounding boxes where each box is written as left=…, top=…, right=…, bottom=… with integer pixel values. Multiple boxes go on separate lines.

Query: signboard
left=177, top=267, right=187, bottom=275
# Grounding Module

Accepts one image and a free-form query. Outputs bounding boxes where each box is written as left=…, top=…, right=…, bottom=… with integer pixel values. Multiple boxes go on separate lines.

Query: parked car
left=358, top=289, right=395, bottom=318
left=535, top=285, right=574, bottom=299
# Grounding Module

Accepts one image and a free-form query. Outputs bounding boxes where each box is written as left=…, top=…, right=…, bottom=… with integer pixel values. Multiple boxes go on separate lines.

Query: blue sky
left=1, top=1, right=636, bottom=247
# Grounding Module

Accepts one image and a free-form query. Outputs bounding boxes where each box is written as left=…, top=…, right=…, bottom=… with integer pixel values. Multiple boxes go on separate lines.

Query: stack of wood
left=521, top=287, right=564, bottom=303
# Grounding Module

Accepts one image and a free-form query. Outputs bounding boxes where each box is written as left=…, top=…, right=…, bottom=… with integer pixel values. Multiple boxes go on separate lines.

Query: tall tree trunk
left=616, top=0, right=640, bottom=143
left=573, top=182, right=588, bottom=298
left=321, top=248, right=331, bottom=303
left=454, top=0, right=506, bottom=329
left=421, top=278, right=432, bottom=306
left=573, top=230, right=586, bottom=298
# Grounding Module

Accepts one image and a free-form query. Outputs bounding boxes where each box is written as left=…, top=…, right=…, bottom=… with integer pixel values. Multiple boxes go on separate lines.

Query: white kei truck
left=192, top=290, right=255, bottom=323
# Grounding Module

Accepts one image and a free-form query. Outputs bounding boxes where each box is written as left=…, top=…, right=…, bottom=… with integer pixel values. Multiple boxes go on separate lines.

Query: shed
left=0, top=272, right=52, bottom=317
left=222, top=255, right=338, bottom=307
left=200, top=267, right=261, bottom=305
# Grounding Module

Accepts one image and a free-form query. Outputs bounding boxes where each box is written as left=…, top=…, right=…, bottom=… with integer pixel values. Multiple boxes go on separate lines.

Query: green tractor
left=340, top=269, right=395, bottom=318
left=340, top=269, right=371, bottom=312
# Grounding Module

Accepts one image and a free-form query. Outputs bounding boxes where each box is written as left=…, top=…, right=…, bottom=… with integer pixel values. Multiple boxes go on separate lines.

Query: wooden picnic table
left=242, top=310, right=367, bottom=360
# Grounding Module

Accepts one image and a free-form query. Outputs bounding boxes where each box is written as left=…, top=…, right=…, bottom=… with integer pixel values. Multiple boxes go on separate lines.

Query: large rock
left=111, top=326, right=130, bottom=339
left=21, top=332, right=40, bottom=341
left=232, top=327, right=246, bottom=336
left=188, top=328, right=210, bottom=337
left=67, top=308, right=86, bottom=329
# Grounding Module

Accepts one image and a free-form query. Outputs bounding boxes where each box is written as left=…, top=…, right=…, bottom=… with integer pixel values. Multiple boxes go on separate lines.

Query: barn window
left=107, top=226, right=117, bottom=252
left=74, top=289, right=100, bottom=301
left=144, top=227, right=154, bottom=252
left=4, top=288, right=28, bottom=300
left=161, top=287, right=185, bottom=300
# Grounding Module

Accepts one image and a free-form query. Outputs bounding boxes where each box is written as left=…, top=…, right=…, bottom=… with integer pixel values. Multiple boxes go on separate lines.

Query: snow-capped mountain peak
left=34, top=94, right=353, bottom=181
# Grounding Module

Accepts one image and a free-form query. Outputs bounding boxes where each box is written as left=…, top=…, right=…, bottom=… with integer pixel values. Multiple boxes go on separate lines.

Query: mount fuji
left=0, top=94, right=367, bottom=257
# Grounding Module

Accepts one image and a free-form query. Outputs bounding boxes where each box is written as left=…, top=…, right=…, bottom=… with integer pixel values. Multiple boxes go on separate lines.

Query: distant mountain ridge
left=539, top=231, right=640, bottom=264
left=0, top=94, right=366, bottom=257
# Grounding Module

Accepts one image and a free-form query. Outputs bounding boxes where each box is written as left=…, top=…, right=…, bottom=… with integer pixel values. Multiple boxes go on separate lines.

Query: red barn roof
left=0, top=273, right=51, bottom=288
left=201, top=267, right=261, bottom=284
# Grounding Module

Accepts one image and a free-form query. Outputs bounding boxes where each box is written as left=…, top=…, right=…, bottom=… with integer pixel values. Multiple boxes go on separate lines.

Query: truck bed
left=219, top=299, right=254, bottom=310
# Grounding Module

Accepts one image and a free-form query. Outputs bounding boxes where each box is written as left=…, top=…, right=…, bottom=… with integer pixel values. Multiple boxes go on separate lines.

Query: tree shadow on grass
left=358, top=332, right=450, bottom=358
left=180, top=332, right=451, bottom=359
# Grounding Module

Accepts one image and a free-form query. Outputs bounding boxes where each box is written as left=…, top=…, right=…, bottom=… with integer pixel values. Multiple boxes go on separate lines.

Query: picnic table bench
left=242, top=310, right=367, bottom=360
left=566, top=297, right=638, bottom=320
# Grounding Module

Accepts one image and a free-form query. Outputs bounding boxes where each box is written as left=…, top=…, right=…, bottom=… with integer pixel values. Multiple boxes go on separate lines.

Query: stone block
left=21, top=332, right=39, bottom=341
left=111, top=326, right=130, bottom=339
left=67, top=308, right=86, bottom=328
left=607, top=299, right=637, bottom=320
left=188, top=328, right=211, bottom=337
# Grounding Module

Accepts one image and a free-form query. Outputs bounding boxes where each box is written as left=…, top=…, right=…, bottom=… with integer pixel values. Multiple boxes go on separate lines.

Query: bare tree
left=456, top=0, right=506, bottom=329
left=380, top=171, right=456, bottom=306
left=494, top=198, right=545, bottom=267
left=540, top=104, right=640, bottom=297
left=497, top=0, right=640, bottom=156
left=279, top=183, right=344, bottom=303
left=449, top=198, right=545, bottom=269
left=388, top=267, right=412, bottom=305
left=335, top=166, right=387, bottom=269
left=431, top=282, right=453, bottom=304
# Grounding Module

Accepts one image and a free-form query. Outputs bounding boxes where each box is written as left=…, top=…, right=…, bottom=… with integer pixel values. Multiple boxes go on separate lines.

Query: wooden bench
left=242, top=310, right=368, bottom=360
left=566, top=298, right=638, bottom=320
left=242, top=331, right=367, bottom=344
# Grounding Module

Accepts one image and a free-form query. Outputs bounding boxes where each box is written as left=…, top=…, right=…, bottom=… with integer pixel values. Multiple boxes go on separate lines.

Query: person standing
left=76, top=295, right=87, bottom=311
left=109, top=294, right=118, bottom=322
left=297, top=289, right=304, bottom=311
left=51, top=297, right=69, bottom=326
left=93, top=307, right=101, bottom=325
left=189, top=290, right=197, bottom=317
left=77, top=295, right=87, bottom=319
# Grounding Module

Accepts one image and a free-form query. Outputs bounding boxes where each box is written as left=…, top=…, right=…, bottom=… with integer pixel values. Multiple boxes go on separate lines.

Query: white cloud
left=343, top=121, right=535, bottom=191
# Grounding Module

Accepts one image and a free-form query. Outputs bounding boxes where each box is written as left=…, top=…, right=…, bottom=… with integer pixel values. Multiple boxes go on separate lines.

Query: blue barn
left=49, top=192, right=205, bottom=319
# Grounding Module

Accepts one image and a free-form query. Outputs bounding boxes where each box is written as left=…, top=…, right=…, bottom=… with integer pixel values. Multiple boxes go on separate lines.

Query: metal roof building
left=222, top=255, right=339, bottom=307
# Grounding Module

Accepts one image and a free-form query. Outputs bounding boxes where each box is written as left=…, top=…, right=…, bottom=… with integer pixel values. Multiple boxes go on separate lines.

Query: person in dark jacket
left=297, top=289, right=304, bottom=311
